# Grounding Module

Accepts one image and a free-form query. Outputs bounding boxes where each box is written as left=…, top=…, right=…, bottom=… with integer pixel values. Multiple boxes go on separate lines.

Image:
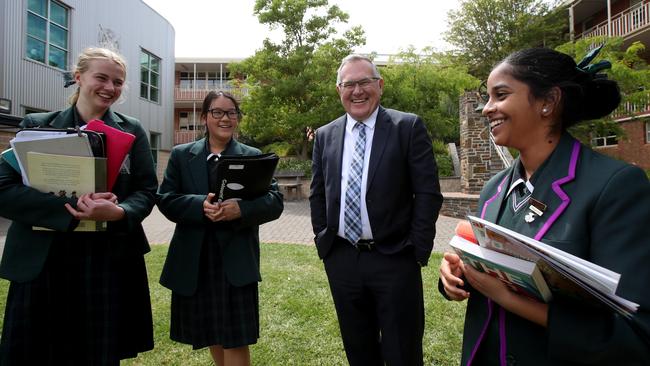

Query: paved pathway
left=0, top=200, right=459, bottom=257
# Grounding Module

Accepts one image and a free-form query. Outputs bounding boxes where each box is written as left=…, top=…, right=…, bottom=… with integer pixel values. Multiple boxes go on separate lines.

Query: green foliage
left=556, top=37, right=650, bottom=143
left=262, top=141, right=295, bottom=156
left=646, top=169, right=650, bottom=180
left=445, top=0, right=567, bottom=78
left=432, top=139, right=455, bottom=177
left=231, top=0, right=365, bottom=159
left=276, top=157, right=312, bottom=176
left=380, top=48, right=480, bottom=142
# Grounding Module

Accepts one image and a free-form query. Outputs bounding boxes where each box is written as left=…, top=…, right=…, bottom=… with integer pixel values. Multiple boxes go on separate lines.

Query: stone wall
left=459, top=92, right=493, bottom=194
left=441, top=192, right=480, bottom=219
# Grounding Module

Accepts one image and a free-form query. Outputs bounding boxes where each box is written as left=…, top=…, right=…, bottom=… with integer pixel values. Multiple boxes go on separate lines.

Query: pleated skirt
left=170, top=233, right=259, bottom=350
left=0, top=233, right=154, bottom=366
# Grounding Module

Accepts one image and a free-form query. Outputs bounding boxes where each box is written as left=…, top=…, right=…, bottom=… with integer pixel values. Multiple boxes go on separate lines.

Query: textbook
left=466, top=215, right=639, bottom=317
left=450, top=235, right=552, bottom=302
left=209, top=153, right=279, bottom=202
left=10, top=131, right=95, bottom=186
left=27, top=152, right=107, bottom=232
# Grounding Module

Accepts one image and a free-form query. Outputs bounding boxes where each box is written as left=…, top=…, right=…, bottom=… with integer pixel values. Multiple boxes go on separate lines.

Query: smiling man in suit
left=309, top=54, right=443, bottom=365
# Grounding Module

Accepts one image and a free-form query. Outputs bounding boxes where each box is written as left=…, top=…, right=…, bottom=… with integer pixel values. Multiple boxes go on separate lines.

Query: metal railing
left=174, top=130, right=203, bottom=145
left=579, top=3, right=650, bottom=39
left=611, top=94, right=650, bottom=120
left=174, top=85, right=248, bottom=102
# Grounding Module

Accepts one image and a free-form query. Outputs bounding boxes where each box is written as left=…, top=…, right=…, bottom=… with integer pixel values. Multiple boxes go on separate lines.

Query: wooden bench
left=274, top=170, right=305, bottom=200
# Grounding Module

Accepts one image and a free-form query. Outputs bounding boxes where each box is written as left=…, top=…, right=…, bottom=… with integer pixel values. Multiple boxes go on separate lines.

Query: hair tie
left=575, top=44, right=612, bottom=78
left=63, top=71, right=76, bottom=88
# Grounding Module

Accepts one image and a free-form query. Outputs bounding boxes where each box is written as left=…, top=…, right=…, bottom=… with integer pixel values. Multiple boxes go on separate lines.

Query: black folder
left=209, top=153, right=280, bottom=202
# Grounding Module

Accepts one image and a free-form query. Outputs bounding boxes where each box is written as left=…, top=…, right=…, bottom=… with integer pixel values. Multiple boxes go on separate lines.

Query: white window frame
left=25, top=0, right=69, bottom=69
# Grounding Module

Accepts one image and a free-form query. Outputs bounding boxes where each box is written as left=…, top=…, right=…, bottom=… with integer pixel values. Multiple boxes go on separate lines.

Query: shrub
left=262, top=142, right=294, bottom=157
left=277, top=157, right=312, bottom=177
left=432, top=140, right=455, bottom=177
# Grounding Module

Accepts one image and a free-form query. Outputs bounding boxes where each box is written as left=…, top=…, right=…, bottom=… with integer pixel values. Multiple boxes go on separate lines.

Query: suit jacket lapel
left=480, top=171, right=511, bottom=222
left=48, top=107, right=75, bottom=128
left=330, top=115, right=346, bottom=204
left=103, top=110, right=127, bottom=131
left=189, top=139, right=209, bottom=193
left=366, top=107, right=389, bottom=191
left=484, top=134, right=581, bottom=241
left=526, top=134, right=581, bottom=240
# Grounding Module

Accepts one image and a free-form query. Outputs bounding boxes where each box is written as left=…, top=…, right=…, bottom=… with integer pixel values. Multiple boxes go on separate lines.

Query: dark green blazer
left=0, top=107, right=158, bottom=282
left=157, top=138, right=283, bottom=296
left=459, top=133, right=650, bottom=365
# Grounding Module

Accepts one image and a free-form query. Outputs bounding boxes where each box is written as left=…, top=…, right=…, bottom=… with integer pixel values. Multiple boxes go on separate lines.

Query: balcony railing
left=579, top=3, right=650, bottom=39
left=611, top=95, right=650, bottom=120
left=174, top=85, right=248, bottom=102
left=174, top=130, right=204, bottom=145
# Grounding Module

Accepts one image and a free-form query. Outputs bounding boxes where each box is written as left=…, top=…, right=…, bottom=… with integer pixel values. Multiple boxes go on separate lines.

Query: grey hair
left=336, top=54, right=382, bottom=85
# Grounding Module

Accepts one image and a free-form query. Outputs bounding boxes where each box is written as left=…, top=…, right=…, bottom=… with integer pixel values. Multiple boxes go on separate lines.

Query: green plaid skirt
left=170, top=234, right=259, bottom=349
left=0, top=233, right=154, bottom=365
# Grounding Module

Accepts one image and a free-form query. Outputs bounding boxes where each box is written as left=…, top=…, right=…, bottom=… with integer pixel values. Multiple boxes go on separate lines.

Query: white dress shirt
left=337, top=108, right=378, bottom=240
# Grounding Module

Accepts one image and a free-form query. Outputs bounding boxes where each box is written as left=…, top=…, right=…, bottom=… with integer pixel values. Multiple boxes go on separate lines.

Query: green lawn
left=0, top=244, right=466, bottom=365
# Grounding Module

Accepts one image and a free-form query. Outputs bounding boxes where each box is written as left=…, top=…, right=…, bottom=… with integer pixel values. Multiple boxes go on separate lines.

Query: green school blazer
left=0, top=107, right=158, bottom=282
left=157, top=138, right=283, bottom=296
left=458, top=133, right=650, bottom=365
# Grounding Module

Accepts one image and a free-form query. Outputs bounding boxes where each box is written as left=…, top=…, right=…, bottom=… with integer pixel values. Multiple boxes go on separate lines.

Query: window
left=179, top=111, right=201, bottom=130
left=178, top=71, right=232, bottom=89
left=24, top=106, right=48, bottom=115
left=140, top=50, right=160, bottom=103
left=591, top=134, right=618, bottom=148
left=150, top=132, right=160, bottom=172
left=646, top=121, right=650, bottom=143
left=26, top=0, right=69, bottom=69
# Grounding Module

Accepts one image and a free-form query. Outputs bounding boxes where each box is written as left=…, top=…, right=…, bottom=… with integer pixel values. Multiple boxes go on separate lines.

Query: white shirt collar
left=345, top=107, right=379, bottom=133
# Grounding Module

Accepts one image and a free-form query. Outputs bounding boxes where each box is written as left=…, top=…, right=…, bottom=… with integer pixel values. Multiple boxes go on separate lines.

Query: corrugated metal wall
left=0, top=0, right=175, bottom=150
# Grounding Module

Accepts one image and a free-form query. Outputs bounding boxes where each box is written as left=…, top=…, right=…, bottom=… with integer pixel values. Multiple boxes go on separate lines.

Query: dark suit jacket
left=458, top=133, right=650, bottom=365
left=0, top=107, right=158, bottom=282
left=309, top=106, right=442, bottom=265
left=157, top=138, right=283, bottom=296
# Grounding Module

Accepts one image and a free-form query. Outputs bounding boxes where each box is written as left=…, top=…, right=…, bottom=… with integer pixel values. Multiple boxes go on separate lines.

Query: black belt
left=336, top=236, right=375, bottom=252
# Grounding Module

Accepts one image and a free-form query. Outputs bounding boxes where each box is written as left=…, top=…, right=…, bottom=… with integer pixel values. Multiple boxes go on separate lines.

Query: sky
left=142, top=0, right=461, bottom=58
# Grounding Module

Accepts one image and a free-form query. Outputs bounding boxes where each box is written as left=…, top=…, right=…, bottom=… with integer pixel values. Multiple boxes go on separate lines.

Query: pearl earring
left=542, top=108, right=548, bottom=113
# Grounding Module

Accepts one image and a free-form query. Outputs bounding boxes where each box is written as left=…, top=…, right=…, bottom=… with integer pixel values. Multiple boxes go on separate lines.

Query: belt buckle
left=354, top=240, right=374, bottom=252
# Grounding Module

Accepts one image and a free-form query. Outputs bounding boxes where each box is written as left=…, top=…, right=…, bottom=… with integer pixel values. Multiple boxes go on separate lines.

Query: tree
left=379, top=47, right=479, bottom=142
left=229, top=0, right=365, bottom=159
left=556, top=37, right=650, bottom=144
left=445, top=0, right=567, bottom=78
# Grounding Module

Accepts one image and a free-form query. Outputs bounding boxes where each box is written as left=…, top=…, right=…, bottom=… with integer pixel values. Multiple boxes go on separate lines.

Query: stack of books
left=2, top=120, right=135, bottom=231
left=449, top=216, right=639, bottom=318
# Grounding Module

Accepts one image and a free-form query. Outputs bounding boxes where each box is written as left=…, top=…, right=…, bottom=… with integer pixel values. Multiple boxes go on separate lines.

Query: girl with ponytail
left=440, top=47, right=650, bottom=365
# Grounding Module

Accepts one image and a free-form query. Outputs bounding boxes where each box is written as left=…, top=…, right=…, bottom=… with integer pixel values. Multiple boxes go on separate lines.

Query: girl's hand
left=440, top=252, right=470, bottom=301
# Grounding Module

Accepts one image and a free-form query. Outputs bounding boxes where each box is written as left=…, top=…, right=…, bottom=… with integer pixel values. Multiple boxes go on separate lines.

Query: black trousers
left=323, top=237, right=424, bottom=366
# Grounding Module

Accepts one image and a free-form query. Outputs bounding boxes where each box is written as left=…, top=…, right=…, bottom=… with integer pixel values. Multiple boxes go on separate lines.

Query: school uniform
left=443, top=133, right=650, bottom=365
left=157, top=138, right=283, bottom=349
left=0, top=106, right=158, bottom=365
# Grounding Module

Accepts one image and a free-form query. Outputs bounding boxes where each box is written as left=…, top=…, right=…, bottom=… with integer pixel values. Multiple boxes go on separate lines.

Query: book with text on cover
left=467, top=215, right=639, bottom=318
left=210, top=153, right=279, bottom=202
left=450, top=235, right=552, bottom=302
left=27, top=152, right=107, bottom=232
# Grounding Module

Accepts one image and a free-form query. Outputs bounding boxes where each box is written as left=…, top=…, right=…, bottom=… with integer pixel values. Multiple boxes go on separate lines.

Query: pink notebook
left=85, top=120, right=136, bottom=191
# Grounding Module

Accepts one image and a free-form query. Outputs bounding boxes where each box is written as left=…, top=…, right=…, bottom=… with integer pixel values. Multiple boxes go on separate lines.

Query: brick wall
left=0, top=131, right=15, bottom=150
left=597, top=119, right=650, bottom=170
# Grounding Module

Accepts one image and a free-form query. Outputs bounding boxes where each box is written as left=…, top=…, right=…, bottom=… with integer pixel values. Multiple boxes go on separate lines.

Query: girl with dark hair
left=440, top=47, right=650, bottom=365
left=157, top=91, right=283, bottom=366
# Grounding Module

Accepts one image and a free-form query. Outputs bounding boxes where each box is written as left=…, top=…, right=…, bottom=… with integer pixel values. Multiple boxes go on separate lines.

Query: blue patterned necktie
left=344, top=122, right=366, bottom=244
